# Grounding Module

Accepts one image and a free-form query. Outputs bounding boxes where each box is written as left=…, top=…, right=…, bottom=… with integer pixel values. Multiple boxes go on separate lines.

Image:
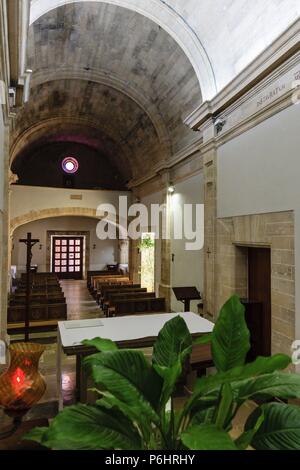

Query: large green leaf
left=191, top=407, right=215, bottom=426
left=212, top=295, right=250, bottom=372
left=182, top=355, right=291, bottom=426
left=82, top=337, right=118, bottom=352
left=25, top=404, right=142, bottom=450
left=153, top=363, right=182, bottom=409
left=152, top=316, right=192, bottom=368
left=194, top=354, right=291, bottom=397
left=235, top=408, right=264, bottom=450
left=152, top=316, right=193, bottom=407
left=236, top=372, right=300, bottom=402
left=181, top=424, right=237, bottom=450
left=84, top=350, right=162, bottom=426
left=214, top=383, right=234, bottom=429
left=246, top=403, right=300, bottom=450
left=96, top=393, right=153, bottom=443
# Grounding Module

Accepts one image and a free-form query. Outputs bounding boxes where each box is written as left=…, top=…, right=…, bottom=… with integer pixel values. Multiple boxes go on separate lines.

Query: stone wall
left=216, top=211, right=295, bottom=356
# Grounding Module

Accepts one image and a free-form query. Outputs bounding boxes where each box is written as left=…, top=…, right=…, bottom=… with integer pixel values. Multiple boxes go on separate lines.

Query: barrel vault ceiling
left=13, top=1, right=202, bottom=185
left=12, top=0, right=300, bottom=187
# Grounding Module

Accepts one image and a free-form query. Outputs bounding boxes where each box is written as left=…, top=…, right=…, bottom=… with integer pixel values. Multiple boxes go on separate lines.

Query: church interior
left=0, top=0, right=300, bottom=452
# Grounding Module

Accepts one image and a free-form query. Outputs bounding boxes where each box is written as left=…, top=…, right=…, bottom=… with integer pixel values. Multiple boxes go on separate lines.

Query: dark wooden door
left=247, top=247, right=271, bottom=359
left=52, top=237, right=83, bottom=280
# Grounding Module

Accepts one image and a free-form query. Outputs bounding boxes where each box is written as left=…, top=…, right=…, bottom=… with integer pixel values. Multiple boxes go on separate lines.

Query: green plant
left=26, top=295, right=300, bottom=450
left=138, top=235, right=155, bottom=250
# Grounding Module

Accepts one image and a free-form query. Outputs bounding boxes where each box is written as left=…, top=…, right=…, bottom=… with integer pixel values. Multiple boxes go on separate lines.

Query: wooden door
left=52, top=237, right=84, bottom=280
left=247, top=247, right=271, bottom=359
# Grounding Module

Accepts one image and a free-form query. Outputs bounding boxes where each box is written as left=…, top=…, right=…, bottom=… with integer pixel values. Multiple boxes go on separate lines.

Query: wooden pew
left=13, top=287, right=63, bottom=294
left=8, top=303, right=67, bottom=323
left=93, top=275, right=130, bottom=292
left=91, top=273, right=126, bottom=287
left=87, top=270, right=119, bottom=290
left=21, top=272, right=58, bottom=281
left=10, top=295, right=65, bottom=306
left=8, top=271, right=67, bottom=326
left=94, top=278, right=132, bottom=301
left=109, top=297, right=166, bottom=317
left=104, top=291, right=155, bottom=316
left=89, top=275, right=129, bottom=297
left=7, top=319, right=60, bottom=334
left=97, top=283, right=142, bottom=307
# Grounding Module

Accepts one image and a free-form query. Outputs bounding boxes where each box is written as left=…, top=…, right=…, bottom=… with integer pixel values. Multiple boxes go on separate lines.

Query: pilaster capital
left=9, top=170, right=18, bottom=185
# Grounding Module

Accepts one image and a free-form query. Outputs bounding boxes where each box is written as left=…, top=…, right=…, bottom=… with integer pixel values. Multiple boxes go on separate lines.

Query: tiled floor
left=38, top=280, right=102, bottom=406
left=60, top=280, right=101, bottom=321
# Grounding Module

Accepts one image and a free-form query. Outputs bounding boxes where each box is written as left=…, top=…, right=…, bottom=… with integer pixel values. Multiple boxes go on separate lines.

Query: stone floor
left=38, top=280, right=102, bottom=406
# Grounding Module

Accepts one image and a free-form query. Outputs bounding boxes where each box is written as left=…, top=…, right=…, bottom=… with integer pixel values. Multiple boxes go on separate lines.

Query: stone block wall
left=215, top=211, right=295, bottom=356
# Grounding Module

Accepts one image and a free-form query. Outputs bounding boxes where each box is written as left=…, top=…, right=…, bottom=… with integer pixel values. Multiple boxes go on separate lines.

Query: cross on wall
left=19, top=232, right=40, bottom=342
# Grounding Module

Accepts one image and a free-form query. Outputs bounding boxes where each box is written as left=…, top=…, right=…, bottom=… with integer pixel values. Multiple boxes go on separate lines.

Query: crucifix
left=19, top=233, right=40, bottom=342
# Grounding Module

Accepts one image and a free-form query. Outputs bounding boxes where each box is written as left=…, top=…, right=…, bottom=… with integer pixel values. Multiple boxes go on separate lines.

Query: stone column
left=118, top=239, right=129, bottom=265
left=129, top=239, right=141, bottom=284
left=158, top=172, right=172, bottom=311
left=200, top=120, right=218, bottom=320
left=0, top=124, right=10, bottom=343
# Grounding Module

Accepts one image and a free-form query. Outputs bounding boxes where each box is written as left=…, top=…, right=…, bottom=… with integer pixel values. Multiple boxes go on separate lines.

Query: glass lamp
left=0, top=343, right=46, bottom=438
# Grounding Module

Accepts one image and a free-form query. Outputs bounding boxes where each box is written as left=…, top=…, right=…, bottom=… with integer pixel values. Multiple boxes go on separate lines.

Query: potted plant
left=27, top=295, right=300, bottom=450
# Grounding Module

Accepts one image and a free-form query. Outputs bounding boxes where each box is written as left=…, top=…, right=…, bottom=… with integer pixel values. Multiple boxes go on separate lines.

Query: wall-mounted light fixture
left=168, top=183, right=175, bottom=194
left=213, top=116, right=226, bottom=134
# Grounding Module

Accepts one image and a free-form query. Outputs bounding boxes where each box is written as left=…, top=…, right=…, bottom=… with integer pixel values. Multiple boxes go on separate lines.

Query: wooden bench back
left=109, top=292, right=155, bottom=303
left=93, top=276, right=130, bottom=290
left=8, top=303, right=67, bottom=323
left=99, top=284, right=141, bottom=304
left=113, top=298, right=166, bottom=317
left=97, top=279, right=131, bottom=294
left=91, top=274, right=127, bottom=286
left=10, top=296, right=65, bottom=306
left=104, top=287, right=146, bottom=301
left=87, top=270, right=119, bottom=288
left=15, top=286, right=62, bottom=294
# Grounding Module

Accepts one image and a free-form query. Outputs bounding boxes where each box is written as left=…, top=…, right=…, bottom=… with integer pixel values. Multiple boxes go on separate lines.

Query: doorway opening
left=52, top=236, right=84, bottom=280
left=140, top=233, right=155, bottom=292
left=240, top=246, right=271, bottom=361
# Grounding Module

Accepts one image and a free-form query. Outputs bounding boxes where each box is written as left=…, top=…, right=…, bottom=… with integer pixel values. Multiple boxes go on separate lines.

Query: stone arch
left=10, top=207, right=99, bottom=234
left=10, top=206, right=128, bottom=240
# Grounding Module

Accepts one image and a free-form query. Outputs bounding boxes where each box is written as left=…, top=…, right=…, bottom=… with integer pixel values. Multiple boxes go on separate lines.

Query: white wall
left=12, top=216, right=119, bottom=275
left=218, top=104, right=300, bottom=218
left=217, top=103, right=300, bottom=342
left=10, top=185, right=131, bottom=220
left=140, top=175, right=204, bottom=310
left=171, top=174, right=204, bottom=313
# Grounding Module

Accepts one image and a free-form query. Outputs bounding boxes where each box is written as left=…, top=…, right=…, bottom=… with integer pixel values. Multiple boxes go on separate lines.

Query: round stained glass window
left=62, top=157, right=79, bottom=174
